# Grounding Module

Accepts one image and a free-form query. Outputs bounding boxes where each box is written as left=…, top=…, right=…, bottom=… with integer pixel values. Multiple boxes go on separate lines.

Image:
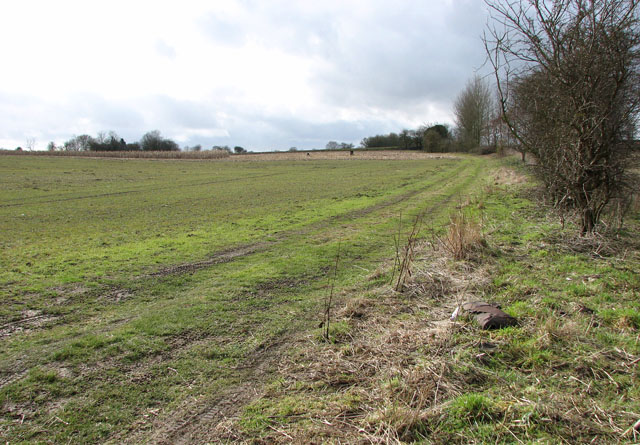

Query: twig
left=268, top=424, right=293, bottom=440
left=433, top=361, right=446, bottom=406
left=54, top=416, right=69, bottom=425
left=168, top=367, right=193, bottom=389
left=390, top=212, right=402, bottom=286
left=324, top=241, right=341, bottom=340
left=395, top=214, right=423, bottom=292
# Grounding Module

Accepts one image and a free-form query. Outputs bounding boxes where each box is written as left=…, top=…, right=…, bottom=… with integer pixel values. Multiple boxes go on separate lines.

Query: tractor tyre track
left=145, top=162, right=472, bottom=279
left=119, top=163, right=484, bottom=443
left=0, top=163, right=477, bottom=401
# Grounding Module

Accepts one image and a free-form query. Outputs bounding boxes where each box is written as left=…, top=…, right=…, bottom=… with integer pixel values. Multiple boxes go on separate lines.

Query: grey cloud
left=199, top=1, right=488, bottom=113
left=141, top=96, right=221, bottom=130
left=1, top=2, right=493, bottom=151
left=200, top=1, right=337, bottom=55
left=199, top=14, right=248, bottom=47
left=155, top=40, right=177, bottom=60
left=312, top=2, right=489, bottom=110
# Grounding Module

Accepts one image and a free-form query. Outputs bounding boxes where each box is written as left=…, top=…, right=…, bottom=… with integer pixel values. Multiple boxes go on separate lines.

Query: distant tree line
left=325, top=141, right=355, bottom=150
left=210, top=145, right=247, bottom=154
left=47, top=131, right=247, bottom=154
left=359, top=124, right=455, bottom=153
left=355, top=76, right=513, bottom=155
left=47, top=131, right=179, bottom=152
left=354, top=74, right=514, bottom=155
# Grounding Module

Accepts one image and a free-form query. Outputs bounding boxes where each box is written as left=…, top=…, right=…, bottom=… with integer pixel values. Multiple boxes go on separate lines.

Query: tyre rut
left=120, top=161, right=485, bottom=443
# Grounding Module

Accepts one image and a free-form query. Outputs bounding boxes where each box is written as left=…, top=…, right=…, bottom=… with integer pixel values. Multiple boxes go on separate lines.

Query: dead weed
left=206, top=243, right=496, bottom=443
left=492, top=167, right=527, bottom=186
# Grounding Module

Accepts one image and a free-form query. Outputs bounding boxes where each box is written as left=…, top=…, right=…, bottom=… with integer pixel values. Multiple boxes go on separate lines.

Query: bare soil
left=0, top=311, right=59, bottom=339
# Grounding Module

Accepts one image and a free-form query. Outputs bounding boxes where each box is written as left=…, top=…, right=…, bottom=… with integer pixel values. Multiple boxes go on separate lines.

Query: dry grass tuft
left=338, top=297, right=372, bottom=320
left=367, top=264, right=388, bottom=281
left=550, top=226, right=640, bottom=259
left=440, top=211, right=484, bottom=261
left=492, top=167, right=527, bottom=185
left=399, top=259, right=453, bottom=300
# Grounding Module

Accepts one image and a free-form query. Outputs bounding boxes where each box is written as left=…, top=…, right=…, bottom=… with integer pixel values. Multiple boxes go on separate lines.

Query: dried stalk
left=323, top=241, right=341, bottom=340
left=395, top=214, right=423, bottom=292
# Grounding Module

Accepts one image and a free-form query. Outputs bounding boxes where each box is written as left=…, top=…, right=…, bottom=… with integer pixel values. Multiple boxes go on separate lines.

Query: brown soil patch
left=149, top=242, right=271, bottom=277
left=99, top=288, right=134, bottom=303
left=0, top=369, right=29, bottom=391
left=114, top=334, right=296, bottom=445
left=0, top=310, right=58, bottom=338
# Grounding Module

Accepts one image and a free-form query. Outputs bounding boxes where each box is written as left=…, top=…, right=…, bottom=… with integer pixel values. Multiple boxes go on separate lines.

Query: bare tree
left=485, top=0, right=640, bottom=234
left=25, top=137, right=36, bottom=151
left=453, top=75, right=495, bottom=151
left=400, top=129, right=413, bottom=150
left=96, top=131, right=108, bottom=144
left=140, top=130, right=179, bottom=151
left=64, top=134, right=94, bottom=151
left=325, top=141, right=340, bottom=150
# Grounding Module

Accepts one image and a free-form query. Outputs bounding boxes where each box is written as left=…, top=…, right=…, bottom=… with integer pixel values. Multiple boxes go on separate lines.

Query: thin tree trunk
left=581, top=208, right=596, bottom=235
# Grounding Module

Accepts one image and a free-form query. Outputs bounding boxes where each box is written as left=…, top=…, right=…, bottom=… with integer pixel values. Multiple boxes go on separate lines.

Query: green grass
left=221, top=158, right=640, bottom=444
left=0, top=154, right=494, bottom=443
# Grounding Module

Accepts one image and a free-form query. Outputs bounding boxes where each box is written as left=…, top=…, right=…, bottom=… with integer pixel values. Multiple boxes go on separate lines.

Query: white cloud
left=0, top=0, right=489, bottom=150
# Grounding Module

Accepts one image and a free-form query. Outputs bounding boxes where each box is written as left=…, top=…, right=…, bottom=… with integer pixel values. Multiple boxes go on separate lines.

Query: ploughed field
left=0, top=154, right=490, bottom=442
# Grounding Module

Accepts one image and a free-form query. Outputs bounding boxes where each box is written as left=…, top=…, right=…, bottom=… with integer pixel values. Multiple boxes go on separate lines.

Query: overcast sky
left=0, top=0, right=489, bottom=151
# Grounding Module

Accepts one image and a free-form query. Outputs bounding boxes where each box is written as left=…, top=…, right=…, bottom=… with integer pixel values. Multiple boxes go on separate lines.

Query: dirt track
left=108, top=163, right=482, bottom=444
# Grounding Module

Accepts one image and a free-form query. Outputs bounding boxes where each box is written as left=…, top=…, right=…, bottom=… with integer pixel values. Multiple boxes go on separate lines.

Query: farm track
left=143, top=186, right=429, bottom=280
left=145, top=161, right=471, bottom=280
left=114, top=333, right=294, bottom=445
left=148, top=243, right=271, bottom=277
left=115, top=162, right=485, bottom=443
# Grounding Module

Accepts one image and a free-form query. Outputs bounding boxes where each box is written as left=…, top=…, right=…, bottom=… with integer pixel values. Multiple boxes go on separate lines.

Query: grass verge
left=219, top=158, right=640, bottom=444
